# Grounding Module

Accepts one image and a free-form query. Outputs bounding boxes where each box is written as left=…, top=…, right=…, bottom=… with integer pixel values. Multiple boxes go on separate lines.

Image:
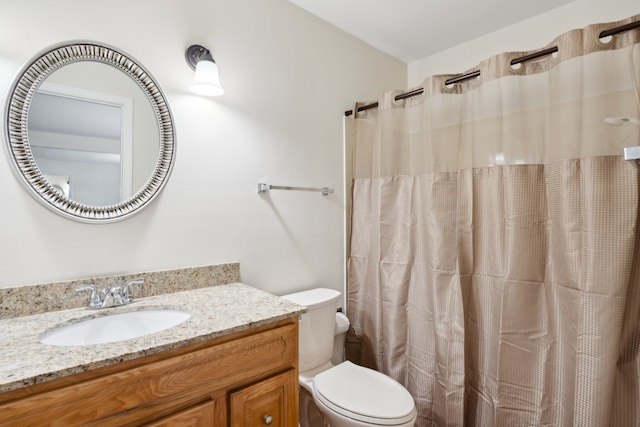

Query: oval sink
left=40, top=309, right=191, bottom=346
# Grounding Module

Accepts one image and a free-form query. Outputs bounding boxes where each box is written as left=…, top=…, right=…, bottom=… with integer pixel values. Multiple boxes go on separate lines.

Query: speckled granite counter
left=0, top=283, right=305, bottom=394
left=0, top=263, right=241, bottom=319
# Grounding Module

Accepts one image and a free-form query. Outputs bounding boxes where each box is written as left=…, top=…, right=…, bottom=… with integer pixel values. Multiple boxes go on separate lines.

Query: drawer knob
left=263, top=415, right=274, bottom=425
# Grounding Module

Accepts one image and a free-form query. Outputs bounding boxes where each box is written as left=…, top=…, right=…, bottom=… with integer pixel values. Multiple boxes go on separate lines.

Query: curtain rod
left=344, top=19, right=640, bottom=117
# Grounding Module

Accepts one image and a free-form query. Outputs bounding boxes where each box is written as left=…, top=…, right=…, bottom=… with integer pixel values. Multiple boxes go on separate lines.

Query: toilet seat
left=312, top=361, right=417, bottom=426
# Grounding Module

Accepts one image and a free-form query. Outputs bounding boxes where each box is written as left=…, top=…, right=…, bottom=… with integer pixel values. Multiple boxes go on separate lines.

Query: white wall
left=408, top=0, right=640, bottom=86
left=0, top=0, right=406, bottom=296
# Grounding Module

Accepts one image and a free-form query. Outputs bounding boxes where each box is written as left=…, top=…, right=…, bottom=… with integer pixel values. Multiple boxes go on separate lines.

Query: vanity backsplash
left=0, top=263, right=240, bottom=319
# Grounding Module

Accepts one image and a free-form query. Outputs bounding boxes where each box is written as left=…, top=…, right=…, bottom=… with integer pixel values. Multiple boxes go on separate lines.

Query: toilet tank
left=281, top=288, right=341, bottom=372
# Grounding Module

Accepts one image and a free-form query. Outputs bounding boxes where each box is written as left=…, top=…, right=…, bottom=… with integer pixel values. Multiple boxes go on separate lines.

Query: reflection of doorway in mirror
left=28, top=81, right=133, bottom=206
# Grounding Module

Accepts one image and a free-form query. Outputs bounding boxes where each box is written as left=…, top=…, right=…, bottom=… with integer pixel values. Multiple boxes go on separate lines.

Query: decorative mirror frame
left=4, top=41, right=176, bottom=223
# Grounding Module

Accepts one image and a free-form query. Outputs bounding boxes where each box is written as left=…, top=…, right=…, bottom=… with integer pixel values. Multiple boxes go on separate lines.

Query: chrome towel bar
left=257, top=182, right=334, bottom=196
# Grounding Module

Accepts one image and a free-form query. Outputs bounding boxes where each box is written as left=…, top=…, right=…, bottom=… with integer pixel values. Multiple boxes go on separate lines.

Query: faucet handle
left=122, top=278, right=144, bottom=304
left=75, top=284, right=102, bottom=309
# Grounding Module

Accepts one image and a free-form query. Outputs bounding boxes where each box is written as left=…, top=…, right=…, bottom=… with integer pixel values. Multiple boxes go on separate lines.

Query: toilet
left=282, top=288, right=417, bottom=427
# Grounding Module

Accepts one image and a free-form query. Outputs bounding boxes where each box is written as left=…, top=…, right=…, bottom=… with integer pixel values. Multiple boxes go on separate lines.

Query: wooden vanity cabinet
left=0, top=318, right=299, bottom=427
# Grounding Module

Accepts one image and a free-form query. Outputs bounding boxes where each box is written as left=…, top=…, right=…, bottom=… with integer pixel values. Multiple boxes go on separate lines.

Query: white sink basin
left=40, top=309, right=191, bottom=346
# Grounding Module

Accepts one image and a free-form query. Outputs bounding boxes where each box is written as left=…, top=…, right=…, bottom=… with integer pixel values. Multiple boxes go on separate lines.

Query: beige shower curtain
left=346, top=16, right=640, bottom=426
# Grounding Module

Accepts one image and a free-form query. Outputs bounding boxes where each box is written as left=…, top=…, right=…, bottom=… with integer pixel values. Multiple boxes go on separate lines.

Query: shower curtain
left=346, top=16, right=640, bottom=426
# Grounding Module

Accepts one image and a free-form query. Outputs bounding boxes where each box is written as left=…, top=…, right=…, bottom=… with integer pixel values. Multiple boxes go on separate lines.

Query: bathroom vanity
left=0, top=283, right=304, bottom=426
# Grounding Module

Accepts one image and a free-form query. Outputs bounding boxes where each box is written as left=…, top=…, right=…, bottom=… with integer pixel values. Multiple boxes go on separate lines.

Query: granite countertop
left=0, top=283, right=305, bottom=394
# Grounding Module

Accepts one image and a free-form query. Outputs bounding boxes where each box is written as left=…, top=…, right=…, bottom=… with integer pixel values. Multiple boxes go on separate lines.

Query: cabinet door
left=146, top=400, right=215, bottom=427
left=229, top=370, right=298, bottom=427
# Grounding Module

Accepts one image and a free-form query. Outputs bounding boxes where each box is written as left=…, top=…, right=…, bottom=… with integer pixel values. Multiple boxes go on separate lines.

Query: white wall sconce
left=185, top=44, right=224, bottom=96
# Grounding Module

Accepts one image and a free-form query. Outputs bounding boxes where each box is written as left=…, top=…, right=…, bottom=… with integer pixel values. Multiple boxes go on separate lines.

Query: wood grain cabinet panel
left=229, top=369, right=298, bottom=427
left=145, top=400, right=215, bottom=427
left=0, top=318, right=298, bottom=426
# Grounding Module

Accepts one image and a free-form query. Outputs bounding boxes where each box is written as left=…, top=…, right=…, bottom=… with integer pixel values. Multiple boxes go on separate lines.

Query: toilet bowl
left=282, top=288, right=417, bottom=427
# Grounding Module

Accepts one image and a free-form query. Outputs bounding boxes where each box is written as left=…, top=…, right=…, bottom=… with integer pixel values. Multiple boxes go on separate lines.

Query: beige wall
left=408, top=0, right=640, bottom=86
left=0, top=0, right=406, bottom=294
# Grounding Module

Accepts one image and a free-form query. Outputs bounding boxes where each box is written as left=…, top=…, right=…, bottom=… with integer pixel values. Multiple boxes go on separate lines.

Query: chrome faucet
left=75, top=278, right=144, bottom=309
left=121, top=278, right=144, bottom=304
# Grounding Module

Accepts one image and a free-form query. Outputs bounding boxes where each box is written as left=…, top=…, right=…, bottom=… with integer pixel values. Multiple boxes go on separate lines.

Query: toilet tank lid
left=281, top=288, right=341, bottom=310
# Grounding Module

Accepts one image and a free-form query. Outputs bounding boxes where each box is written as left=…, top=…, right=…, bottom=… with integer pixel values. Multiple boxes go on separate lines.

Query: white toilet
left=282, top=288, right=417, bottom=427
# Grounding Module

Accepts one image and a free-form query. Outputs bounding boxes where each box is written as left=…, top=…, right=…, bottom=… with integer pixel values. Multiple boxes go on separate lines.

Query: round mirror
left=4, top=42, right=175, bottom=223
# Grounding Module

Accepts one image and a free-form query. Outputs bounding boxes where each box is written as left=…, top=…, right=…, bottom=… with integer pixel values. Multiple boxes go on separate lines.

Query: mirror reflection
left=28, top=61, right=160, bottom=206
left=5, top=42, right=175, bottom=223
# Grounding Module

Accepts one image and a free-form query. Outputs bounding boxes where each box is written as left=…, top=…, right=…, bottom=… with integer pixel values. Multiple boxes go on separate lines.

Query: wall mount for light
left=185, top=44, right=224, bottom=96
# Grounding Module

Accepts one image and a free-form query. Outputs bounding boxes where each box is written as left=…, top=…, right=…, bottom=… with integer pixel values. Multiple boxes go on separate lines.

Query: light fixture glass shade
left=191, top=59, right=224, bottom=97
